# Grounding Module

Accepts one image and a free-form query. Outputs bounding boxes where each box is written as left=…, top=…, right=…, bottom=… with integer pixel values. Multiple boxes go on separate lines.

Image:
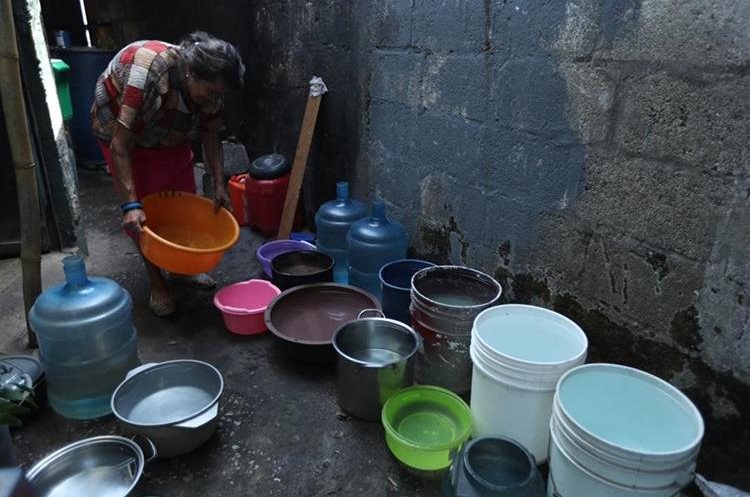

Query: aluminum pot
left=111, top=360, right=223, bottom=458
left=333, top=309, right=421, bottom=421
left=26, top=435, right=156, bottom=497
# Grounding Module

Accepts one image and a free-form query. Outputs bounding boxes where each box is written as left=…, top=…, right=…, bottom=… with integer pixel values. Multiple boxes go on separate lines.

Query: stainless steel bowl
left=26, top=435, right=155, bottom=497
left=111, top=360, right=223, bottom=458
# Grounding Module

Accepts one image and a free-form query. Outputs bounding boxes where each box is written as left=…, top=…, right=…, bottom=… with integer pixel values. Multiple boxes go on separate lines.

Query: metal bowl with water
left=26, top=435, right=156, bottom=497
left=111, top=360, right=223, bottom=458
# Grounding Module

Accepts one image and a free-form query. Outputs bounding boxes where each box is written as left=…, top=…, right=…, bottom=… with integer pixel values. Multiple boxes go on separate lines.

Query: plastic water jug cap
left=63, top=255, right=89, bottom=287
left=336, top=181, right=349, bottom=201
left=371, top=199, right=386, bottom=220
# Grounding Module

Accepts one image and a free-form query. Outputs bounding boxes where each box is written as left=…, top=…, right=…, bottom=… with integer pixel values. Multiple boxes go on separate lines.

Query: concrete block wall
left=359, top=0, right=750, bottom=489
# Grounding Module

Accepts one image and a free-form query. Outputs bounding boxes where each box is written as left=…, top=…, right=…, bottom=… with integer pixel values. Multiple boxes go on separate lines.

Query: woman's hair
left=179, top=31, right=245, bottom=90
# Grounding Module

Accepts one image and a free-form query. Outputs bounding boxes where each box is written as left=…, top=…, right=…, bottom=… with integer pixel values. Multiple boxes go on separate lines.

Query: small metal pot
left=333, top=309, right=421, bottom=421
left=111, top=360, right=223, bottom=458
left=26, top=435, right=156, bottom=497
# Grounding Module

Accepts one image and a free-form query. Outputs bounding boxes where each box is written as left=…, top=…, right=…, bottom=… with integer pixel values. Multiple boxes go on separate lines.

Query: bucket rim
left=462, top=436, right=539, bottom=491
left=470, top=343, right=579, bottom=391
left=256, top=239, right=316, bottom=262
left=472, top=304, right=589, bottom=367
left=410, top=265, right=502, bottom=310
left=554, top=363, right=705, bottom=458
left=381, top=385, right=472, bottom=451
left=379, top=259, right=436, bottom=291
left=213, top=279, right=281, bottom=315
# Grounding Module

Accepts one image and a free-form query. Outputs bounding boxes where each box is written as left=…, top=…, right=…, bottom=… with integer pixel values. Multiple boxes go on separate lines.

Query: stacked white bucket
left=469, top=303, right=705, bottom=497
left=549, top=364, right=704, bottom=497
left=470, top=304, right=588, bottom=463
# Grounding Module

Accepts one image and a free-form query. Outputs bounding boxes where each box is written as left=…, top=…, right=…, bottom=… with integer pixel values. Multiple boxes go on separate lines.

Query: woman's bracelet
left=120, top=200, right=143, bottom=214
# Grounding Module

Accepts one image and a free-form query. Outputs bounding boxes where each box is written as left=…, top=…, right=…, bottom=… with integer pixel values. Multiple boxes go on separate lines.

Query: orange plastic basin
left=139, top=191, right=240, bottom=275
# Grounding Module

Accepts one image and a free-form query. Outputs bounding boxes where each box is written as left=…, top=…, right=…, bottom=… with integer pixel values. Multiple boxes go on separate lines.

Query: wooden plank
left=277, top=78, right=326, bottom=239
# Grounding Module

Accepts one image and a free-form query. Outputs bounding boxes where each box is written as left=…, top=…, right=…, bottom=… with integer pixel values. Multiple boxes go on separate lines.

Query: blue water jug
left=315, top=181, right=368, bottom=283
left=28, top=255, right=139, bottom=420
left=347, top=199, right=408, bottom=299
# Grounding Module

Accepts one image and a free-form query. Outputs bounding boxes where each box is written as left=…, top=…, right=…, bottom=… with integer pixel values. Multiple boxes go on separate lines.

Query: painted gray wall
left=360, top=0, right=749, bottom=489
left=76, top=0, right=749, bottom=489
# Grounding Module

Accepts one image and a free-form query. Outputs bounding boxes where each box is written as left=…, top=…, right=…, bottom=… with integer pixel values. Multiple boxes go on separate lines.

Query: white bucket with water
left=469, top=304, right=588, bottom=463
left=548, top=363, right=704, bottom=497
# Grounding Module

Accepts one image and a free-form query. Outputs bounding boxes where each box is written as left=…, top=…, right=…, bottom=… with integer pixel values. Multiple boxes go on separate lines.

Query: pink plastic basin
left=214, top=279, right=281, bottom=335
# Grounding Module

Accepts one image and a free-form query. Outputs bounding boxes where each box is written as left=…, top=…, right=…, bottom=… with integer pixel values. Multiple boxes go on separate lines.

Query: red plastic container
left=245, top=173, right=302, bottom=234
left=228, top=173, right=249, bottom=226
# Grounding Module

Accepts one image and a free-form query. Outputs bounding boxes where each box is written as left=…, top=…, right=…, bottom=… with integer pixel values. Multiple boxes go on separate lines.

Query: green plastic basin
left=381, top=385, right=472, bottom=471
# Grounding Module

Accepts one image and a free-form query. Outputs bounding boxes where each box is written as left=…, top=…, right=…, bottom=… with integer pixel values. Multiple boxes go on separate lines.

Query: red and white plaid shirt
left=91, top=40, right=224, bottom=148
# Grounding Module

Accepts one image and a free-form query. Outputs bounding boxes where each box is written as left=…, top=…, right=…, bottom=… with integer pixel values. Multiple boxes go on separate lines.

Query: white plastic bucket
left=469, top=304, right=588, bottom=463
left=547, top=363, right=704, bottom=497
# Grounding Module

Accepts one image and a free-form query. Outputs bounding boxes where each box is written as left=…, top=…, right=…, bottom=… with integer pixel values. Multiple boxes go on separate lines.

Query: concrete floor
left=0, top=167, right=442, bottom=496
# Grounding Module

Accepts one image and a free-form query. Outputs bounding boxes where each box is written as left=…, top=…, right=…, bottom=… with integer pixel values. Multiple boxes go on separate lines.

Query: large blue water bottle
left=347, top=199, right=408, bottom=299
left=315, top=181, right=368, bottom=283
left=28, top=255, right=139, bottom=419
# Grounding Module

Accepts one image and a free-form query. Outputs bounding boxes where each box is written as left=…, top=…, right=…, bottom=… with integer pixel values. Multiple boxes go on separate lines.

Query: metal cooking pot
left=26, top=435, right=156, bottom=497
left=111, top=360, right=223, bottom=458
left=333, top=309, right=421, bottom=421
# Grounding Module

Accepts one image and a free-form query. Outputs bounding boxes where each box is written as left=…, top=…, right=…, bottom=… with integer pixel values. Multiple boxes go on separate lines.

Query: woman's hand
left=213, top=183, right=231, bottom=213
left=122, top=208, right=146, bottom=232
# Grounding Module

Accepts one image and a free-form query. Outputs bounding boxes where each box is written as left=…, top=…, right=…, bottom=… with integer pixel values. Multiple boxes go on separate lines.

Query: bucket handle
left=130, top=434, right=158, bottom=464
left=358, top=309, right=385, bottom=319
left=125, top=362, right=158, bottom=380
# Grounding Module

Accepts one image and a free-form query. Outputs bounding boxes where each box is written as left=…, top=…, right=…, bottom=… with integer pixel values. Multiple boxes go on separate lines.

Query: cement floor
left=0, top=167, right=441, bottom=496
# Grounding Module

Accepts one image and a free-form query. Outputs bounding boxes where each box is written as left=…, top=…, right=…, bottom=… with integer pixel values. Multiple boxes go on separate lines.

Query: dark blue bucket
left=379, top=259, right=435, bottom=324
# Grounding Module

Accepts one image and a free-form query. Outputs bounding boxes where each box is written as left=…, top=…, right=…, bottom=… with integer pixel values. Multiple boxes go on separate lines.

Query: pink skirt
left=98, top=141, right=196, bottom=199
left=99, top=141, right=197, bottom=240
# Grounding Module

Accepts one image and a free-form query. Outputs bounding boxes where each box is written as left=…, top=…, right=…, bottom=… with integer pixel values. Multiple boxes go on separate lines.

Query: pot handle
left=125, top=362, right=158, bottom=380
left=176, top=404, right=219, bottom=429
left=358, top=309, right=384, bottom=319
left=131, top=434, right=158, bottom=464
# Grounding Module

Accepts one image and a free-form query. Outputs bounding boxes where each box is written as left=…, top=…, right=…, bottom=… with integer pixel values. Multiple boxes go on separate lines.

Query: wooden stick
left=277, top=77, right=327, bottom=240
left=0, top=0, right=41, bottom=348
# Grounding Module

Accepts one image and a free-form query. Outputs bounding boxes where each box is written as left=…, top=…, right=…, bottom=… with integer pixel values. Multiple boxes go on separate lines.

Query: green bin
left=50, top=58, right=73, bottom=121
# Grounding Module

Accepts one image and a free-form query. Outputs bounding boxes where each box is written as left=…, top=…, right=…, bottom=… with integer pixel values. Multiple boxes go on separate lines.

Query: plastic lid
left=248, top=154, right=290, bottom=179
left=0, top=355, right=43, bottom=384
left=0, top=360, right=32, bottom=390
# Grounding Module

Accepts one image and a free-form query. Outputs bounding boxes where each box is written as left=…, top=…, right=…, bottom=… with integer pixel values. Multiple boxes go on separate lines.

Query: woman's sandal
left=149, top=292, right=176, bottom=317
left=166, top=272, right=217, bottom=289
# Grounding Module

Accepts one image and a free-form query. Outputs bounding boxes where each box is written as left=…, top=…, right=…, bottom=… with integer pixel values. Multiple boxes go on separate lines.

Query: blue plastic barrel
left=28, top=255, right=139, bottom=419
left=51, top=48, right=115, bottom=165
left=379, top=259, right=435, bottom=324
left=314, top=182, right=368, bottom=283
left=347, top=199, right=408, bottom=299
